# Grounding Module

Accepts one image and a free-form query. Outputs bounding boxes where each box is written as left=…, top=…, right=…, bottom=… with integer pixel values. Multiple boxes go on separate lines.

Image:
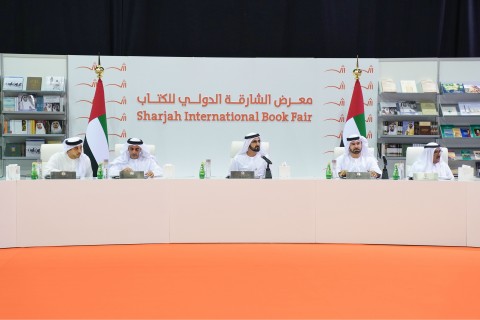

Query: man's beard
left=350, top=148, right=361, bottom=154
left=249, top=145, right=260, bottom=152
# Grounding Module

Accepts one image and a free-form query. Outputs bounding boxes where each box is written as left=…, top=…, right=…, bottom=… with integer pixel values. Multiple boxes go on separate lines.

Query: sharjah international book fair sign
left=68, top=56, right=378, bottom=177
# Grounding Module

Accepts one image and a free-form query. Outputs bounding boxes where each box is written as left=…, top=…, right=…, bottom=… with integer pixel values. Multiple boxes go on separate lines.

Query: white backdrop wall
left=68, top=56, right=378, bottom=178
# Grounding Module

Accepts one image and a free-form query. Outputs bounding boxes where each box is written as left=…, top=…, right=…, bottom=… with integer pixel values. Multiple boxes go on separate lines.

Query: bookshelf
left=438, top=59, right=480, bottom=176
left=0, top=54, right=68, bottom=177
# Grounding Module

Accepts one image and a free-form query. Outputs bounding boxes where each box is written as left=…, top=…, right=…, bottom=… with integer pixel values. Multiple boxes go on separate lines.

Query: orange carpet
left=0, top=243, right=479, bottom=319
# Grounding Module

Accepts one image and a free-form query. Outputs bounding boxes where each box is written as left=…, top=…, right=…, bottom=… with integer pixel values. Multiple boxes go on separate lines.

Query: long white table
left=1, top=179, right=478, bottom=248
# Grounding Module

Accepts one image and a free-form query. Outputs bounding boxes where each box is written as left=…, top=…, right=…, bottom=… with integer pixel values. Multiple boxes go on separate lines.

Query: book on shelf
left=35, top=96, right=44, bottom=112
left=441, top=125, right=454, bottom=138
left=2, top=97, right=17, bottom=112
left=379, top=102, right=398, bottom=115
left=380, top=79, right=397, bottom=93
left=460, top=127, right=471, bottom=138
left=4, top=143, right=25, bottom=157
left=473, top=151, right=480, bottom=160
left=383, top=121, right=403, bottom=135
left=402, top=121, right=415, bottom=136
left=17, top=94, right=36, bottom=111
left=397, top=101, right=418, bottom=114
left=419, top=102, right=437, bottom=115
left=470, top=125, right=480, bottom=138
left=25, top=139, right=45, bottom=158
left=418, top=121, right=432, bottom=135
left=441, top=105, right=459, bottom=116
left=452, top=127, right=462, bottom=138
left=461, top=150, right=471, bottom=160
left=440, top=83, right=465, bottom=93
left=420, top=79, right=438, bottom=93
left=448, top=151, right=456, bottom=160
left=26, top=77, right=43, bottom=91
left=2, top=76, right=24, bottom=90
left=34, top=120, right=47, bottom=134
left=47, top=120, right=64, bottom=134
left=400, top=80, right=417, bottom=93
left=41, top=76, right=65, bottom=91
left=463, top=82, right=480, bottom=94
left=43, top=95, right=62, bottom=112
left=458, top=102, right=480, bottom=115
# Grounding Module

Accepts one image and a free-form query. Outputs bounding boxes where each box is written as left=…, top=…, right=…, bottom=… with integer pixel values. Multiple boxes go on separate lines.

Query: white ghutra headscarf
left=237, top=132, right=268, bottom=156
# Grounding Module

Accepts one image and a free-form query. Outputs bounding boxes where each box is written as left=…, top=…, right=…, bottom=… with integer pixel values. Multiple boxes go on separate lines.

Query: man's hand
left=145, top=170, right=154, bottom=178
left=370, top=171, right=380, bottom=178
left=121, top=167, right=133, bottom=173
left=339, top=170, right=347, bottom=178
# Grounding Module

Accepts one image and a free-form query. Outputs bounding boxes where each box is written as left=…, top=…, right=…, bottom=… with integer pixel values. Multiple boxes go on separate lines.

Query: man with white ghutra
left=109, top=138, right=163, bottom=178
left=409, top=142, right=453, bottom=180
left=43, top=137, right=93, bottom=179
left=229, top=132, right=272, bottom=179
left=335, top=134, right=382, bottom=179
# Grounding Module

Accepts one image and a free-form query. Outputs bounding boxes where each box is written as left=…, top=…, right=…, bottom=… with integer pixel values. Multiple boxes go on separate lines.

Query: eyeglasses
left=434, top=149, right=442, bottom=154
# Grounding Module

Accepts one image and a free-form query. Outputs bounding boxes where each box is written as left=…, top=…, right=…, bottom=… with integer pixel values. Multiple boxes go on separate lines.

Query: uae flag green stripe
left=83, top=78, right=109, bottom=177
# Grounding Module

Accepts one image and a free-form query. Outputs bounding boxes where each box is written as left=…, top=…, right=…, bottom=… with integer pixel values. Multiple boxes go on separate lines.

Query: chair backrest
left=230, top=141, right=269, bottom=158
left=40, top=143, right=63, bottom=163
left=406, top=146, right=448, bottom=176
left=114, top=144, right=156, bottom=157
left=333, top=147, right=375, bottom=160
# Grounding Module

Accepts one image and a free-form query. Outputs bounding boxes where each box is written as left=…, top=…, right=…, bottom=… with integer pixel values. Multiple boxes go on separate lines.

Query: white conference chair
left=333, top=146, right=375, bottom=160
left=405, top=146, right=448, bottom=177
left=40, top=143, right=63, bottom=164
left=114, top=143, right=156, bottom=157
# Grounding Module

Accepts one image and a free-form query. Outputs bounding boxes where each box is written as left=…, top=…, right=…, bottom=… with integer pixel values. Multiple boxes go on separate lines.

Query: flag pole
left=95, top=54, right=104, bottom=79
left=353, top=55, right=362, bottom=80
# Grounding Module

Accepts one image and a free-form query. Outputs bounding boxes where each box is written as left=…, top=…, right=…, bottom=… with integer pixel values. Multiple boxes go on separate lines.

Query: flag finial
left=353, top=55, right=362, bottom=80
left=95, top=53, right=104, bottom=79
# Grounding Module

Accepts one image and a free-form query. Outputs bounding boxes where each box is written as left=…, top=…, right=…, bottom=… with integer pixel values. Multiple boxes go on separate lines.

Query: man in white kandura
left=43, top=137, right=93, bottom=179
left=109, top=138, right=163, bottom=178
left=409, top=142, right=453, bottom=180
left=229, top=132, right=271, bottom=179
left=336, top=134, right=382, bottom=178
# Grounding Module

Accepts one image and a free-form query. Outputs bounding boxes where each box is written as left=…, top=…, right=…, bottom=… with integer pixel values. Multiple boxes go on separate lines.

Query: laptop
left=230, top=171, right=255, bottom=179
left=50, top=171, right=76, bottom=179
left=119, top=171, right=145, bottom=179
left=345, top=172, right=371, bottom=180
left=413, top=172, right=438, bottom=181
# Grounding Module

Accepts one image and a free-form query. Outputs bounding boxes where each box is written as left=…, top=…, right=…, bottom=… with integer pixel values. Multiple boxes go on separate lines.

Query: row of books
left=382, top=121, right=439, bottom=136
left=441, top=102, right=480, bottom=116
left=449, top=150, right=480, bottom=161
left=379, top=101, right=437, bottom=115
left=379, top=143, right=426, bottom=157
left=2, top=95, right=64, bottom=112
left=3, top=120, right=65, bottom=135
left=2, top=76, right=65, bottom=91
left=380, top=79, right=438, bottom=93
left=441, top=83, right=480, bottom=94
left=380, top=79, right=480, bottom=94
left=440, top=125, right=480, bottom=138
left=4, top=139, right=47, bottom=157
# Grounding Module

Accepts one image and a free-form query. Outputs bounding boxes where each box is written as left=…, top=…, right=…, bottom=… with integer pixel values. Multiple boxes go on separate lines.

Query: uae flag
left=83, top=78, right=109, bottom=177
left=342, top=78, right=366, bottom=146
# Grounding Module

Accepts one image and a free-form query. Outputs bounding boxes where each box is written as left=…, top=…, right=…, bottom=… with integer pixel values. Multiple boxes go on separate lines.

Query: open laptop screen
left=230, top=171, right=255, bottom=179
left=119, top=171, right=145, bottom=179
left=50, top=171, right=76, bottom=179
left=345, top=172, right=371, bottom=180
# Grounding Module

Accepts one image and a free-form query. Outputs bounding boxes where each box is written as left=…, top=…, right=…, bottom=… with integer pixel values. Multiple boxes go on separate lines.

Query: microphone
left=381, top=155, right=389, bottom=179
left=262, top=156, right=273, bottom=179
left=261, top=156, right=272, bottom=165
